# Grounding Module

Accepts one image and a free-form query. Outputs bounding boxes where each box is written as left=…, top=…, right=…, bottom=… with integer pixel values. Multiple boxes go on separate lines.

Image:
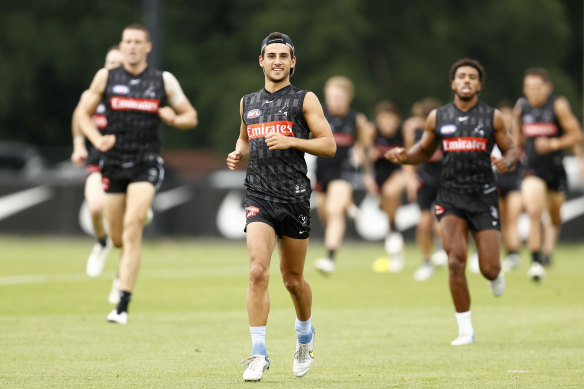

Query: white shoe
left=527, top=262, right=545, bottom=282
left=346, top=203, right=360, bottom=220
left=315, top=257, right=335, bottom=275
left=388, top=251, right=405, bottom=273
left=108, top=276, right=121, bottom=305
left=413, top=262, right=434, bottom=281
left=450, top=332, right=475, bottom=346
left=488, top=272, right=506, bottom=297
left=106, top=310, right=128, bottom=324
left=86, top=240, right=112, bottom=278
left=501, top=253, right=520, bottom=273
left=385, top=232, right=404, bottom=255
left=144, top=207, right=154, bottom=226
left=242, top=354, right=269, bottom=382
left=430, top=249, right=448, bottom=267
left=468, top=252, right=480, bottom=274
left=293, top=327, right=315, bottom=377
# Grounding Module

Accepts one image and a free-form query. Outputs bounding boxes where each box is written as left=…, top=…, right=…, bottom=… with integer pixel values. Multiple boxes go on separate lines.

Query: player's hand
left=96, top=135, right=116, bottom=152
left=265, top=132, right=292, bottom=150
left=491, top=155, right=511, bottom=173
left=226, top=151, right=242, bottom=170
left=70, top=147, right=88, bottom=166
left=158, top=106, right=178, bottom=127
left=384, top=147, right=407, bottom=163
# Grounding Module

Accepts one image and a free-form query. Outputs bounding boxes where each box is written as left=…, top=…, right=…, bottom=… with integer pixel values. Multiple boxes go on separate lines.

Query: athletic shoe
left=488, top=272, right=506, bottom=297
left=106, top=310, right=128, bottom=324
left=108, top=275, right=121, bottom=305
left=86, top=240, right=112, bottom=278
left=501, top=253, right=520, bottom=273
left=315, top=257, right=335, bottom=275
left=468, top=252, right=480, bottom=274
left=242, top=354, right=269, bottom=382
left=542, top=254, right=552, bottom=267
left=293, top=327, right=315, bottom=377
left=450, top=332, right=475, bottom=346
left=346, top=202, right=360, bottom=220
left=527, top=262, right=545, bottom=282
left=413, top=262, right=434, bottom=281
left=430, top=249, right=448, bottom=267
left=389, top=251, right=405, bottom=273
left=385, top=232, right=404, bottom=255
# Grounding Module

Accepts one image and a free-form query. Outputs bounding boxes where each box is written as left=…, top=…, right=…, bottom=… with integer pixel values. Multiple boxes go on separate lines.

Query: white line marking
left=0, top=186, right=53, bottom=220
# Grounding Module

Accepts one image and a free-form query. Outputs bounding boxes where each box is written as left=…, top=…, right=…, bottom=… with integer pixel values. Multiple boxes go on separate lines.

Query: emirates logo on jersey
left=247, top=120, right=294, bottom=139
left=110, top=97, right=160, bottom=113
left=522, top=123, right=558, bottom=137
left=442, top=137, right=487, bottom=152
left=334, top=133, right=355, bottom=147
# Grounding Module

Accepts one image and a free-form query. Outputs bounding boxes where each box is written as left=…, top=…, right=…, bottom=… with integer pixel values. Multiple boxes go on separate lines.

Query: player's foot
left=315, top=257, right=335, bottom=275
left=293, top=327, right=315, bottom=377
left=488, top=272, right=506, bottom=297
left=413, top=261, right=434, bottom=281
left=389, top=252, right=405, bottom=273
left=372, top=257, right=390, bottom=273
left=468, top=252, right=480, bottom=274
left=385, top=232, right=404, bottom=256
left=450, top=332, right=475, bottom=346
left=501, top=253, right=520, bottom=273
left=86, top=240, right=112, bottom=278
left=108, top=275, right=121, bottom=305
left=242, top=354, right=269, bottom=382
left=527, top=262, right=545, bottom=282
left=542, top=254, right=552, bottom=267
left=346, top=202, right=360, bottom=220
left=430, top=249, right=448, bottom=267
left=106, top=310, right=128, bottom=324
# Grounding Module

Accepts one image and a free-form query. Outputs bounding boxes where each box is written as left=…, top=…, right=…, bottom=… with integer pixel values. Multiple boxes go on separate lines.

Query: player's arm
left=511, top=100, right=524, bottom=149
left=550, top=97, right=583, bottom=150
left=385, top=110, right=438, bottom=164
left=492, top=109, right=518, bottom=173
left=401, top=116, right=421, bottom=201
left=159, top=71, right=198, bottom=130
left=70, top=90, right=90, bottom=166
left=75, top=68, right=115, bottom=152
left=264, top=92, right=336, bottom=158
left=226, top=98, right=250, bottom=171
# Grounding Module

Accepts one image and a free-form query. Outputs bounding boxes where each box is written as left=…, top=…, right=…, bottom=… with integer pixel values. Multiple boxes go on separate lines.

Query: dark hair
left=375, top=100, right=400, bottom=118
left=524, top=68, right=551, bottom=83
left=450, top=58, right=485, bottom=83
left=122, top=23, right=150, bottom=42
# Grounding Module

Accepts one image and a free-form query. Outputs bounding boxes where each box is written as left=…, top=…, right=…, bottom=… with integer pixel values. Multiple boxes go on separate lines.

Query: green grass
left=1, top=236, right=583, bottom=388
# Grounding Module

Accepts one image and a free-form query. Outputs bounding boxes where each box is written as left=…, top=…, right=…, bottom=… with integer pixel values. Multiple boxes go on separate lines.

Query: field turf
left=1, top=236, right=583, bottom=388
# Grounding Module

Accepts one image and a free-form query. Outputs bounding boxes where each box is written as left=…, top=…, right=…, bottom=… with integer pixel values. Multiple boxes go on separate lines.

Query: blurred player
left=76, top=24, right=198, bottom=324
left=226, top=32, right=335, bottom=381
left=71, top=45, right=123, bottom=278
left=386, top=59, right=517, bottom=345
left=513, top=68, right=583, bottom=281
left=314, top=76, right=372, bottom=274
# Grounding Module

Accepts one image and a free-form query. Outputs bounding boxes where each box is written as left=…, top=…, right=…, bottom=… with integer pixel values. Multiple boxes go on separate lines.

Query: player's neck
left=264, top=78, right=291, bottom=93
left=454, top=96, right=478, bottom=112
left=123, top=62, right=148, bottom=76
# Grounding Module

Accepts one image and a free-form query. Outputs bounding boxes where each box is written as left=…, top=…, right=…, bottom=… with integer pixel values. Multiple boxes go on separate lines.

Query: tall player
left=76, top=24, right=198, bottom=324
left=513, top=68, right=582, bottom=281
left=386, top=59, right=517, bottom=345
left=226, top=32, right=335, bottom=381
left=70, top=45, right=123, bottom=278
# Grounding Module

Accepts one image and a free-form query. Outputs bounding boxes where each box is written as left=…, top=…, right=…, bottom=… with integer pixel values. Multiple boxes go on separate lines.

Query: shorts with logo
left=417, top=171, right=440, bottom=211
left=435, top=186, right=500, bottom=232
left=101, top=157, right=164, bottom=194
left=244, top=195, right=311, bottom=239
left=523, top=165, right=567, bottom=193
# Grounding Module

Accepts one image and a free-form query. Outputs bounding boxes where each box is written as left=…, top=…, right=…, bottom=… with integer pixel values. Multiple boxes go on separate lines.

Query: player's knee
left=248, top=262, right=269, bottom=285
left=447, top=253, right=466, bottom=275
left=282, top=273, right=302, bottom=295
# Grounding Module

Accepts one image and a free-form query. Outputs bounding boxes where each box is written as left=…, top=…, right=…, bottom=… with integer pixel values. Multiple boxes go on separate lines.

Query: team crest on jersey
left=522, top=114, right=535, bottom=124
left=247, top=109, right=262, bottom=119
left=96, top=103, right=106, bottom=114
left=440, top=124, right=457, bottom=135
left=112, top=84, right=130, bottom=95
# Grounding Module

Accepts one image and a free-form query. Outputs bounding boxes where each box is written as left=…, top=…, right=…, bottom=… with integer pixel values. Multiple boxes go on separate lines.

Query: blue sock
left=295, top=316, right=313, bottom=344
left=250, top=326, right=267, bottom=357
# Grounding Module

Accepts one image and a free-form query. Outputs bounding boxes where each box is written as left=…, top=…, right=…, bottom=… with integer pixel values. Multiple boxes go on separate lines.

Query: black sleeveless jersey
left=415, top=127, right=442, bottom=177
left=316, top=108, right=358, bottom=170
left=518, top=95, right=564, bottom=171
left=435, top=101, right=496, bottom=193
left=242, top=84, right=311, bottom=203
left=103, top=66, right=166, bottom=166
left=373, top=125, right=403, bottom=170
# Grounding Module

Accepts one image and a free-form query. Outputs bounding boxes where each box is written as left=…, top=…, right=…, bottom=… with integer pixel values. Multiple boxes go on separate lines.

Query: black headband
left=260, top=33, right=295, bottom=57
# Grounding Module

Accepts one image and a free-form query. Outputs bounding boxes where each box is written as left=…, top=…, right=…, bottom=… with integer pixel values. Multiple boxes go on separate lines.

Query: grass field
left=1, top=236, right=583, bottom=388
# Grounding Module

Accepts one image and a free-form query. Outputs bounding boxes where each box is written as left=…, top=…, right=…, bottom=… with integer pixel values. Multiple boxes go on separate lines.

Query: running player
left=513, top=68, right=582, bottom=281
left=386, top=58, right=517, bottom=345
left=70, top=45, right=123, bottom=278
left=226, top=32, right=335, bottom=381
left=314, top=75, right=372, bottom=274
left=76, top=24, right=198, bottom=324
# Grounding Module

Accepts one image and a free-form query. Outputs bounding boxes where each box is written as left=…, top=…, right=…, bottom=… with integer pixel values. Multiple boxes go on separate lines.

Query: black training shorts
left=244, top=195, right=311, bottom=239
left=434, top=186, right=500, bottom=232
left=101, top=157, right=164, bottom=194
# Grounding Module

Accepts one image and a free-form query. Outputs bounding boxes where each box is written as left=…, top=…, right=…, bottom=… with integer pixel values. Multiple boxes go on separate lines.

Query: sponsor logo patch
left=435, top=204, right=445, bottom=216
left=247, top=109, right=262, bottom=119
left=101, top=177, right=110, bottom=191
left=246, top=206, right=260, bottom=218
left=522, top=122, right=558, bottom=137
left=442, top=137, right=487, bottom=152
left=440, top=124, right=457, bottom=135
left=112, top=84, right=130, bottom=95
left=247, top=120, right=294, bottom=139
left=92, top=114, right=108, bottom=129
left=110, top=97, right=160, bottom=113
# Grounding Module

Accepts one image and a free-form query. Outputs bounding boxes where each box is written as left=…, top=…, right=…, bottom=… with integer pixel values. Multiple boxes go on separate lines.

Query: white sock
left=295, top=316, right=312, bottom=343
left=250, top=326, right=267, bottom=356
left=454, top=311, right=473, bottom=335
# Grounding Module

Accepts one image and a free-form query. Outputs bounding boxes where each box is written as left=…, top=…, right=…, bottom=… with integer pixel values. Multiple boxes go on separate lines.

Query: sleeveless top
left=435, top=101, right=496, bottom=193
left=242, top=84, right=311, bottom=203
left=373, top=125, right=404, bottom=171
left=316, top=108, right=358, bottom=171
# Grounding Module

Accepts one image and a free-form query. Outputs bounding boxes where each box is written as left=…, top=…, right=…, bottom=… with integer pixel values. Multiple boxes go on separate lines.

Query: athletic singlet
left=518, top=95, right=564, bottom=171
left=316, top=108, right=358, bottom=170
left=415, top=127, right=442, bottom=178
left=373, top=125, right=403, bottom=169
left=435, top=101, right=496, bottom=193
left=242, top=84, right=311, bottom=203
left=103, top=66, right=166, bottom=166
